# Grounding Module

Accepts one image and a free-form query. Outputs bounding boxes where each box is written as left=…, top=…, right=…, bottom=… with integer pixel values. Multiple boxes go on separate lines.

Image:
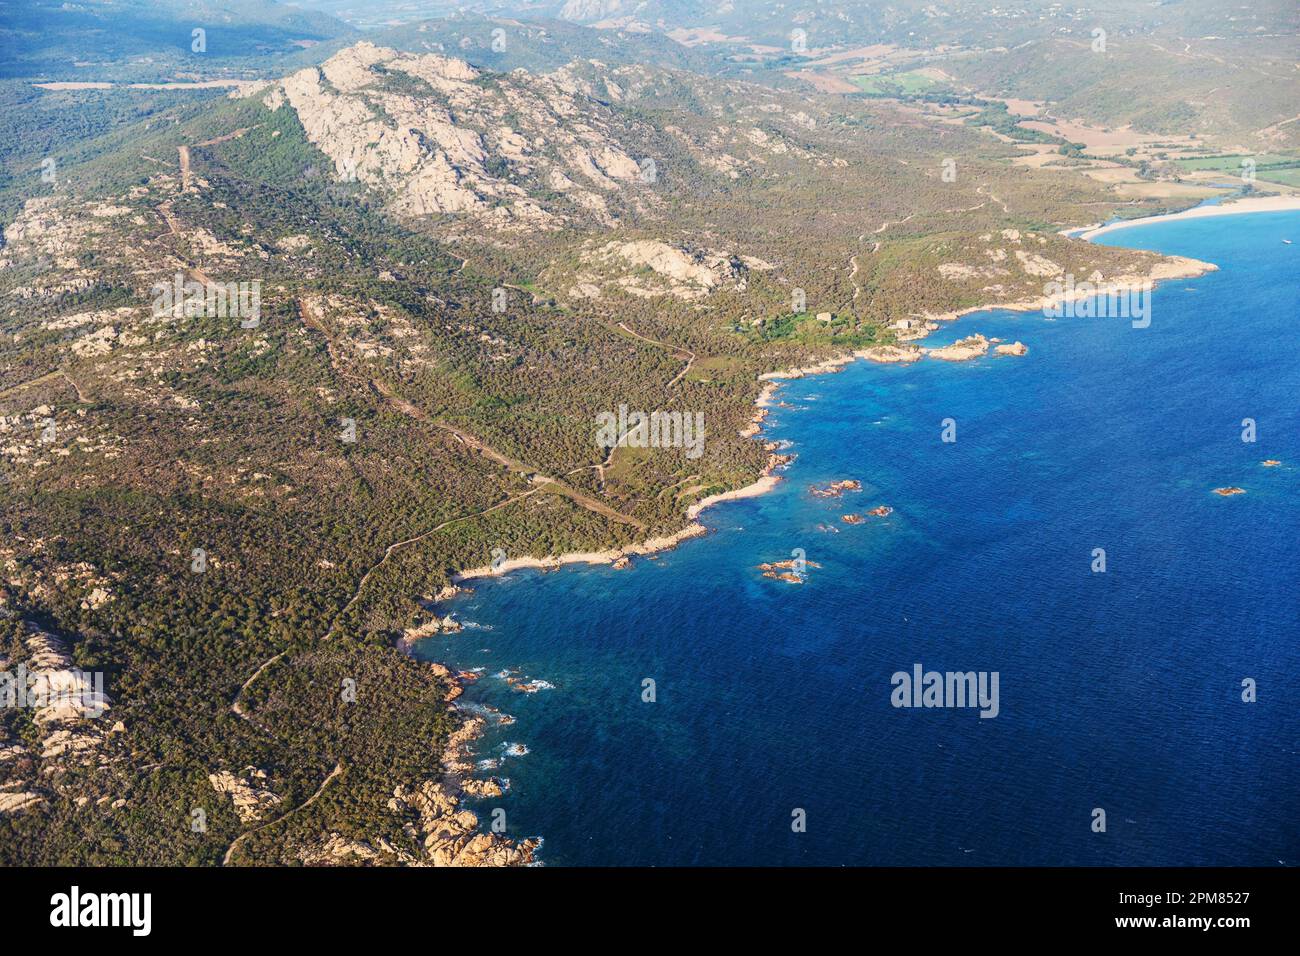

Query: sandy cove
left=447, top=351, right=926, bottom=586
left=1079, top=194, right=1300, bottom=241
left=453, top=525, right=712, bottom=583
left=686, top=475, right=783, bottom=519
left=453, top=461, right=791, bottom=583
left=451, top=388, right=796, bottom=582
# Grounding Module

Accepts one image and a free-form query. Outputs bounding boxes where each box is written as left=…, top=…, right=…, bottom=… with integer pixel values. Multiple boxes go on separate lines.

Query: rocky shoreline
left=435, top=247, right=1219, bottom=597
left=915, top=254, right=1216, bottom=327
left=679, top=248, right=1222, bottom=520
left=297, top=685, right=540, bottom=867
left=402, top=241, right=1229, bottom=868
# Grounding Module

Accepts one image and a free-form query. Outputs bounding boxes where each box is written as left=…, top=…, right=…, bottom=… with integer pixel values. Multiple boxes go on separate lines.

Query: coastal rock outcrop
left=858, top=345, right=923, bottom=364
left=757, top=558, right=820, bottom=584
left=811, top=479, right=861, bottom=498
left=402, top=615, right=462, bottom=641
left=299, top=665, right=537, bottom=866
left=390, top=778, right=538, bottom=867
left=926, top=334, right=990, bottom=362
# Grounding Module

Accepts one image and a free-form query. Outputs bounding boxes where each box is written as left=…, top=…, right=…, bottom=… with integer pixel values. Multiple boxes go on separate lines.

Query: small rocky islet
left=757, top=557, right=821, bottom=584
left=810, top=479, right=861, bottom=498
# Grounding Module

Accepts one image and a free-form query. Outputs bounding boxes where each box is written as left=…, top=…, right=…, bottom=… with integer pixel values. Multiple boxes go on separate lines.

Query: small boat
left=1284, top=239, right=1293, bottom=244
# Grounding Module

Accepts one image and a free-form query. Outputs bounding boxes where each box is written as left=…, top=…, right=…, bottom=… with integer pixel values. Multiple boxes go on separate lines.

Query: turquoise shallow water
left=417, top=210, right=1300, bottom=866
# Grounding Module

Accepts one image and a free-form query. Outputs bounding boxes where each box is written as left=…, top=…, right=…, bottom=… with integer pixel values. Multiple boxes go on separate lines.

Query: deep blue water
left=417, top=211, right=1300, bottom=866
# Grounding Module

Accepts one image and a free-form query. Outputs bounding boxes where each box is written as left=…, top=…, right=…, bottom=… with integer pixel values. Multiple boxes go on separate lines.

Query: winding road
left=221, top=763, right=343, bottom=866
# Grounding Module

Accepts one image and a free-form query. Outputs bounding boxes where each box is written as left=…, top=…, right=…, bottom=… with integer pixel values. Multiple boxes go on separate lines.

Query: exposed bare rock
left=0, top=790, right=45, bottom=815
left=297, top=833, right=419, bottom=866
left=609, top=240, right=721, bottom=287
left=23, top=624, right=112, bottom=741
left=0, top=623, right=121, bottom=815
left=0, top=197, right=120, bottom=299
left=390, top=779, right=538, bottom=867
left=81, top=587, right=112, bottom=610
left=402, top=616, right=463, bottom=642
left=560, top=0, right=631, bottom=21
left=566, top=239, right=770, bottom=300
left=269, top=42, right=657, bottom=233
left=208, top=767, right=283, bottom=823
left=1014, top=249, right=1063, bottom=278
left=926, top=334, right=990, bottom=362
left=858, top=345, right=923, bottom=364
left=460, top=777, right=505, bottom=799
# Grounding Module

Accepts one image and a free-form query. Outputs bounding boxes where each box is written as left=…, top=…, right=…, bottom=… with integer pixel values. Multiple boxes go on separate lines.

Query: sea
left=415, top=209, right=1300, bottom=866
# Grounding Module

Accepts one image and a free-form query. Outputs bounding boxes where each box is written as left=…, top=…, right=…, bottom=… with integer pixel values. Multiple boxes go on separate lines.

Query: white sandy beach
left=1080, top=194, right=1300, bottom=240
left=453, top=524, right=711, bottom=582
left=685, top=475, right=783, bottom=519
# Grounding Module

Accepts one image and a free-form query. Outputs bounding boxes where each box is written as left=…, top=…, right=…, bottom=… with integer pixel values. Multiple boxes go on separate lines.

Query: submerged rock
left=810, top=479, right=861, bottom=498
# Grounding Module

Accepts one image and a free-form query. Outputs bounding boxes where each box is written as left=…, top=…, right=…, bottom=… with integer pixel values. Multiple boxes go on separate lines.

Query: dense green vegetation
left=963, top=102, right=1067, bottom=146
left=850, top=71, right=944, bottom=97
left=1172, top=153, right=1300, bottom=187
